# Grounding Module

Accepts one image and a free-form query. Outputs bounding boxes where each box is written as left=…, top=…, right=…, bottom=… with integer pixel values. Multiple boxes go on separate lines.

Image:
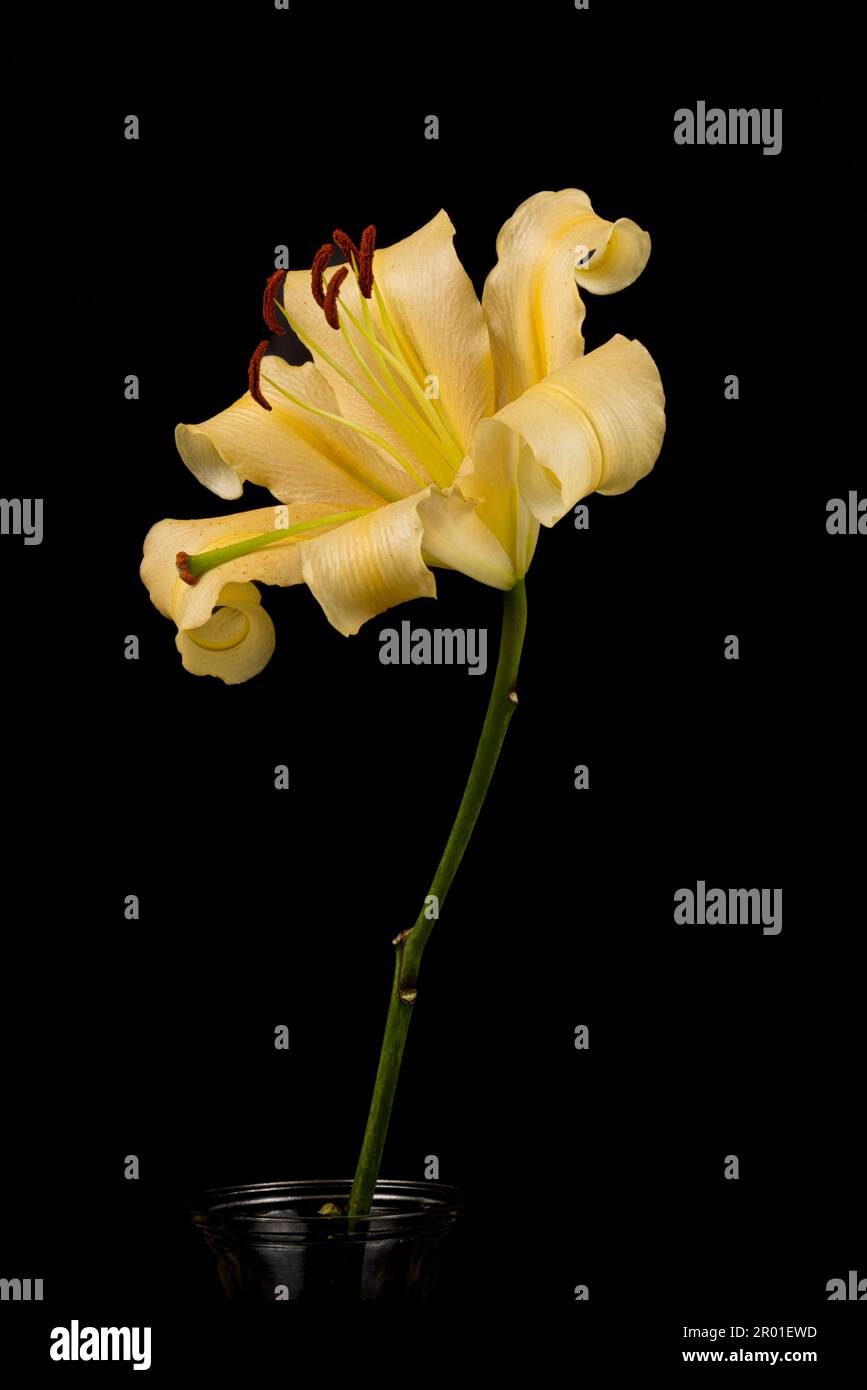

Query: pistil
left=176, top=508, right=373, bottom=583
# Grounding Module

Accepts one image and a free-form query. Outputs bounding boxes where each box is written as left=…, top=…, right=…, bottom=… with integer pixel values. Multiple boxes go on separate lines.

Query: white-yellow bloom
left=141, top=190, right=665, bottom=682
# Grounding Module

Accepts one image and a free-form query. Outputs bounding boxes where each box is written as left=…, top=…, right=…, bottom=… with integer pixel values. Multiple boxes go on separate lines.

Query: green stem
left=348, top=578, right=528, bottom=1218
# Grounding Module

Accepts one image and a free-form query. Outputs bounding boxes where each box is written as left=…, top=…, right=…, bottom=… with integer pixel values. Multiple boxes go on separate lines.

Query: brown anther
left=263, top=269, right=287, bottom=334
left=311, top=242, right=334, bottom=307
left=358, top=224, right=376, bottom=298
left=332, top=228, right=361, bottom=270
left=323, top=266, right=349, bottom=329
left=176, top=552, right=198, bottom=586
left=248, top=339, right=272, bottom=410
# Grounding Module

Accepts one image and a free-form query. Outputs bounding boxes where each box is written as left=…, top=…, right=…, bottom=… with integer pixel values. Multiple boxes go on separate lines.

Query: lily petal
left=417, top=488, right=516, bottom=591
left=482, top=189, right=651, bottom=407
left=297, top=487, right=513, bottom=637
left=373, top=209, right=495, bottom=453
left=471, top=335, right=665, bottom=528
left=140, top=504, right=318, bottom=631
left=455, top=445, right=540, bottom=582
left=175, top=357, right=409, bottom=507
left=142, top=502, right=358, bottom=682
left=141, top=486, right=518, bottom=679
left=299, top=491, right=438, bottom=636
left=176, top=582, right=275, bottom=684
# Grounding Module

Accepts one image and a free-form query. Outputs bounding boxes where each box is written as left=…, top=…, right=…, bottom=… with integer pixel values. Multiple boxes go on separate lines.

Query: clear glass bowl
left=191, top=1179, right=463, bottom=1302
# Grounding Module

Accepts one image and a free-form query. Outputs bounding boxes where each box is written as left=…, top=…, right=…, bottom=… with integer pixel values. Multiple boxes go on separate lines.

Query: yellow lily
left=141, top=189, right=665, bottom=682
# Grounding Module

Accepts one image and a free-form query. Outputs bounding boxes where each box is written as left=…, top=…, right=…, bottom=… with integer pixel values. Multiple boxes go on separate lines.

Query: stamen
left=332, top=228, right=361, bottom=269
left=337, top=296, right=463, bottom=472
left=358, top=224, right=376, bottom=298
left=336, top=307, right=446, bottom=486
left=333, top=226, right=375, bottom=298
left=311, top=242, right=333, bottom=307
left=248, top=340, right=272, bottom=410
left=263, top=269, right=287, bottom=334
left=323, top=266, right=349, bottom=329
left=264, top=312, right=429, bottom=491
left=269, top=235, right=457, bottom=487
left=262, top=369, right=422, bottom=488
left=176, top=552, right=197, bottom=586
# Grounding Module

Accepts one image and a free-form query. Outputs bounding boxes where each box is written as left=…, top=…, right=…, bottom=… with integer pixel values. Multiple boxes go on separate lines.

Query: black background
left=3, top=1, right=864, bottom=1376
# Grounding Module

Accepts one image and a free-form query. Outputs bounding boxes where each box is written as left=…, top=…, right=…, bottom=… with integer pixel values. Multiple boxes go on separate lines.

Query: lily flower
left=141, top=189, right=665, bottom=682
